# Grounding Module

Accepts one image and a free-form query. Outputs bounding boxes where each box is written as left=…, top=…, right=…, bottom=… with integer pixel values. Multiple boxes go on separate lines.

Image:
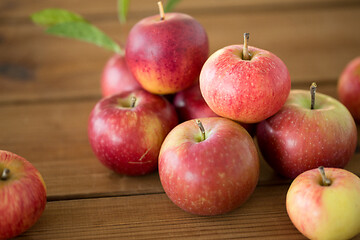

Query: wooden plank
left=1, top=6, right=360, bottom=102
left=1, top=87, right=359, bottom=200
left=0, top=99, right=164, bottom=200
left=16, top=184, right=308, bottom=240
left=1, top=0, right=358, bottom=21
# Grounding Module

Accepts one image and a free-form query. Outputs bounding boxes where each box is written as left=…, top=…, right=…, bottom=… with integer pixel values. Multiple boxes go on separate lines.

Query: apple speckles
left=0, top=151, right=47, bottom=239
left=159, top=118, right=259, bottom=215
left=185, top=171, right=196, bottom=182
left=257, top=90, right=357, bottom=179
left=89, top=90, right=178, bottom=176
left=126, top=13, right=208, bottom=94
left=200, top=45, right=290, bottom=123
left=218, top=173, right=225, bottom=179
left=287, top=168, right=360, bottom=240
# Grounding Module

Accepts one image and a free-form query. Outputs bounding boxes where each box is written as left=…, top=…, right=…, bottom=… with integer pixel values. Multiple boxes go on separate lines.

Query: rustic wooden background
left=0, top=0, right=360, bottom=239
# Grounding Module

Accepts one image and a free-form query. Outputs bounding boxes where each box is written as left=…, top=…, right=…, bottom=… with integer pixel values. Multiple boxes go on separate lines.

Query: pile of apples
left=1, top=2, right=360, bottom=240
left=88, top=2, right=360, bottom=239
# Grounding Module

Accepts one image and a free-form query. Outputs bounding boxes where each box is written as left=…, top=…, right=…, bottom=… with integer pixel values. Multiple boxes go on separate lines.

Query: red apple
left=0, top=150, right=47, bottom=239
left=200, top=35, right=291, bottom=123
left=257, top=86, right=357, bottom=179
left=338, top=57, right=360, bottom=122
left=125, top=4, right=209, bottom=95
left=286, top=167, right=360, bottom=240
left=159, top=117, right=259, bottom=215
left=101, top=54, right=142, bottom=97
left=173, top=83, right=218, bottom=121
left=174, top=83, right=256, bottom=135
left=88, top=89, right=178, bottom=175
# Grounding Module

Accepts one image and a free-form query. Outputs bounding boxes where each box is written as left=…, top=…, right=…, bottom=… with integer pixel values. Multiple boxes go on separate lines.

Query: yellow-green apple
left=286, top=167, right=360, bottom=240
left=338, top=57, right=360, bottom=122
left=88, top=89, right=178, bottom=175
left=257, top=85, right=357, bottom=179
left=101, top=54, right=142, bottom=97
left=0, top=150, right=47, bottom=239
left=159, top=117, right=259, bottom=215
left=125, top=3, right=209, bottom=95
left=200, top=34, right=291, bottom=123
left=174, top=83, right=256, bottom=135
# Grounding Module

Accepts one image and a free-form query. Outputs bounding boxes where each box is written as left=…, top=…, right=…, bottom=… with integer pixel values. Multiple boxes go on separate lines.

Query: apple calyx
left=195, top=119, right=206, bottom=142
left=318, top=166, right=331, bottom=186
left=242, top=33, right=251, bottom=60
left=1, top=168, right=10, bottom=181
left=310, top=82, right=317, bottom=110
left=157, top=1, right=165, bottom=21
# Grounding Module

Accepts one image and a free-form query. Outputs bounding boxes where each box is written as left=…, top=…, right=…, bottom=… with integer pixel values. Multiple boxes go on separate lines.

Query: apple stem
left=158, top=1, right=165, bottom=21
left=130, top=96, right=136, bottom=108
left=318, top=166, right=331, bottom=186
left=1, top=168, right=10, bottom=181
left=310, top=82, right=317, bottom=110
left=243, top=33, right=250, bottom=60
left=195, top=119, right=206, bottom=141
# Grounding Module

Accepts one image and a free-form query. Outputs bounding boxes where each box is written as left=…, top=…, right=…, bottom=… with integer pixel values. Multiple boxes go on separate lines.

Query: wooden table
left=1, top=0, right=360, bottom=239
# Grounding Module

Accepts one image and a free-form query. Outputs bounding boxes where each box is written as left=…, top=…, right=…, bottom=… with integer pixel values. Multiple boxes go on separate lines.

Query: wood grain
left=0, top=99, right=163, bottom=200
left=1, top=4, right=360, bottom=102
left=1, top=0, right=359, bottom=20
left=1, top=1, right=360, bottom=239
left=16, top=184, right=308, bottom=240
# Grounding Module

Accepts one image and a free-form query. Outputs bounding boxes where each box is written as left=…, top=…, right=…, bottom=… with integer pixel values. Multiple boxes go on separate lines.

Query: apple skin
left=173, top=83, right=218, bottom=121
left=88, top=89, right=178, bottom=175
left=0, top=150, right=47, bottom=240
left=101, top=54, right=142, bottom=97
left=174, top=83, right=256, bottom=136
left=159, top=117, right=259, bottom=215
left=286, top=167, right=360, bottom=240
left=200, top=45, right=291, bottom=123
left=338, top=57, right=360, bottom=122
left=125, top=13, right=209, bottom=95
left=256, top=90, right=357, bottom=179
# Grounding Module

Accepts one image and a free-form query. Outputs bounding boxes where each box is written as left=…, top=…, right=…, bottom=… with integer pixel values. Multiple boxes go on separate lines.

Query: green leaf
left=46, top=22, right=122, bottom=53
left=164, top=0, right=181, bottom=12
left=118, top=0, right=129, bottom=23
left=31, top=8, right=87, bottom=27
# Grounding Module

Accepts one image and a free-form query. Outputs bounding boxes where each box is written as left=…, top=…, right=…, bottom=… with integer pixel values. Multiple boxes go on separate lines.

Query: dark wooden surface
left=0, top=0, right=360, bottom=239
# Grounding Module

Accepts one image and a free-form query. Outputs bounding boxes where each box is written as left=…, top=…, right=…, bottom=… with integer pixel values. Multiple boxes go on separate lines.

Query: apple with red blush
left=257, top=83, right=357, bottom=179
left=200, top=33, right=291, bottom=123
left=125, top=2, right=209, bottom=94
left=88, top=89, right=178, bottom=175
left=0, top=150, right=47, bottom=239
left=101, top=54, right=142, bottom=97
left=173, top=83, right=218, bottom=121
left=159, top=117, right=259, bottom=215
left=338, top=57, right=360, bottom=122
left=174, top=83, right=256, bottom=135
left=286, top=166, right=360, bottom=240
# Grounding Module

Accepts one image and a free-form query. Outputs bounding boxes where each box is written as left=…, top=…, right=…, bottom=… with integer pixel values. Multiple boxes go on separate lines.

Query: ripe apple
left=88, top=89, right=178, bottom=175
left=0, top=150, right=47, bottom=239
left=256, top=86, right=357, bottom=179
left=200, top=34, right=291, bottom=123
left=338, top=57, right=360, bottom=122
left=125, top=3, right=209, bottom=94
left=286, top=167, right=360, bottom=240
left=101, top=54, right=142, bottom=97
left=173, top=83, right=218, bottom=121
left=159, top=117, right=259, bottom=215
left=173, top=83, right=256, bottom=135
